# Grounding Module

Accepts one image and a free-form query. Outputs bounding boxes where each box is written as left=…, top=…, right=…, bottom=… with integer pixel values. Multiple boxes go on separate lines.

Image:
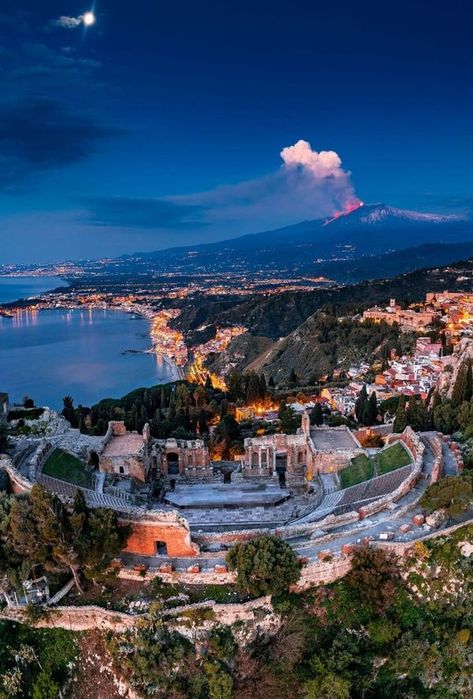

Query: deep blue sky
left=0, top=0, right=472, bottom=263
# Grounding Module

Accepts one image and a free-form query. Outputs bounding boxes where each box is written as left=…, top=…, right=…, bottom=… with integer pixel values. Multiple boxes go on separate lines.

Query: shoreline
left=1, top=299, right=184, bottom=382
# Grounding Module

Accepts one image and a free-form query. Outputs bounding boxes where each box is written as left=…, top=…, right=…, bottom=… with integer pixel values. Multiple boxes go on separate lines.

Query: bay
left=0, top=276, right=69, bottom=304
left=0, top=308, right=177, bottom=409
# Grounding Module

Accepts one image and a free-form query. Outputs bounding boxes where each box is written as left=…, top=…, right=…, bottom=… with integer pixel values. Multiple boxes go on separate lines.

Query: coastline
left=1, top=296, right=184, bottom=383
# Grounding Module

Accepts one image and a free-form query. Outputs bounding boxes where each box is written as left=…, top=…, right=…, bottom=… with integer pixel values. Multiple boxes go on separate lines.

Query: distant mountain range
left=120, top=203, right=473, bottom=280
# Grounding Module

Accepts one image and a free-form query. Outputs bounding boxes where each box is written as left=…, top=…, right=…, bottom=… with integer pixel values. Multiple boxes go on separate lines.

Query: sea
left=0, top=277, right=176, bottom=408
left=0, top=275, right=68, bottom=304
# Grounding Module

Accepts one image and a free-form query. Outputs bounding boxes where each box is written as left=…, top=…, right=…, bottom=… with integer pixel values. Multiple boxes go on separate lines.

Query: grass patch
left=340, top=454, right=373, bottom=488
left=42, top=448, right=92, bottom=488
left=377, top=441, right=412, bottom=475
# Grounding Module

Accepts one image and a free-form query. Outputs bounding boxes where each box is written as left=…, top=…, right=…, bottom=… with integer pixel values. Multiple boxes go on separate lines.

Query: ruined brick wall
left=100, top=454, right=147, bottom=482
left=312, top=450, right=360, bottom=474
left=121, top=512, right=199, bottom=557
left=386, top=426, right=422, bottom=461
left=155, top=439, right=210, bottom=475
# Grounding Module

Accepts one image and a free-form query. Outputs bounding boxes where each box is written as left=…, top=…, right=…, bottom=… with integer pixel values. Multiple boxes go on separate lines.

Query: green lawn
left=377, top=441, right=412, bottom=475
left=339, top=453, right=373, bottom=489
left=42, top=448, right=92, bottom=488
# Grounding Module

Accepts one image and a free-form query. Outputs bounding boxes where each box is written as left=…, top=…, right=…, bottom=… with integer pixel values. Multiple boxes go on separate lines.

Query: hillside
left=198, top=258, right=473, bottom=385
left=176, top=258, right=473, bottom=342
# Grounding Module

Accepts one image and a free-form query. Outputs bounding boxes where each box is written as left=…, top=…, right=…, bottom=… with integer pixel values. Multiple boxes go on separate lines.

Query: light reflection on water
left=0, top=309, right=177, bottom=409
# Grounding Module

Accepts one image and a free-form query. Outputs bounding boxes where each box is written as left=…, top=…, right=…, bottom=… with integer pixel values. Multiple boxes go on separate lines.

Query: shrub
left=226, top=535, right=301, bottom=596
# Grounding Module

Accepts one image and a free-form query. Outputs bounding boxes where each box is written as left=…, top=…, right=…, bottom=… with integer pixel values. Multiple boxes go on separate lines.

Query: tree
left=279, top=402, right=300, bottom=434
left=355, top=385, right=368, bottom=423
left=71, top=491, right=131, bottom=584
left=259, top=374, right=267, bottom=400
left=466, top=360, right=473, bottom=403
left=246, top=373, right=261, bottom=404
left=344, top=547, right=401, bottom=615
left=32, top=672, right=60, bottom=699
left=198, top=409, right=209, bottom=435
left=433, top=399, right=457, bottom=434
left=310, top=403, right=323, bottom=426
left=6, top=486, right=131, bottom=591
left=288, top=368, right=298, bottom=389
left=0, top=423, right=8, bottom=453
left=393, top=395, right=408, bottom=433
left=226, top=535, right=301, bottom=596
left=61, top=396, right=78, bottom=428
left=405, top=398, right=430, bottom=432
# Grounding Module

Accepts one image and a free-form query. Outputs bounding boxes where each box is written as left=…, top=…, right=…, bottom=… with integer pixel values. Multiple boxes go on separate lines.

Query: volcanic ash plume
left=280, top=139, right=362, bottom=214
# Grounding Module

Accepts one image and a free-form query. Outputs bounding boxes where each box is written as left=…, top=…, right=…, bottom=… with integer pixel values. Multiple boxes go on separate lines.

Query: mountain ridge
left=119, top=203, right=473, bottom=275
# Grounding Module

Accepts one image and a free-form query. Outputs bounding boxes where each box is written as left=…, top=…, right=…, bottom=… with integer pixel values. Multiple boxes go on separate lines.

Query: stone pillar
left=301, top=412, right=310, bottom=436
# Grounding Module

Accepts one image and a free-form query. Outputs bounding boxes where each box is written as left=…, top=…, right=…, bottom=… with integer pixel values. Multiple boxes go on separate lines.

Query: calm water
left=0, top=276, right=69, bottom=304
left=0, top=309, right=176, bottom=408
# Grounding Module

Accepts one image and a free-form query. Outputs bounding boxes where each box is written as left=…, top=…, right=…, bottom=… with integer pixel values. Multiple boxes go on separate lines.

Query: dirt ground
left=66, top=577, right=148, bottom=608
left=68, top=630, right=138, bottom=699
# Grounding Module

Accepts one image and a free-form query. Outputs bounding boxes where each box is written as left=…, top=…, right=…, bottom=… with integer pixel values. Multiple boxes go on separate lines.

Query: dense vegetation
left=107, top=531, right=473, bottom=698
left=226, top=535, right=302, bottom=597
left=62, top=374, right=289, bottom=458
left=0, top=623, right=77, bottom=699
left=0, top=486, right=130, bottom=594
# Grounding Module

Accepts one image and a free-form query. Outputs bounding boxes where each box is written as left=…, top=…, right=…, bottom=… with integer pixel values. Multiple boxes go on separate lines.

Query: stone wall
left=155, top=438, right=210, bottom=475
left=0, top=455, right=32, bottom=495
left=29, top=441, right=53, bottom=481
left=100, top=453, right=147, bottom=481
left=244, top=433, right=314, bottom=475
left=0, top=595, right=272, bottom=633
left=386, top=426, right=423, bottom=462
left=293, top=553, right=354, bottom=591
left=121, top=510, right=200, bottom=557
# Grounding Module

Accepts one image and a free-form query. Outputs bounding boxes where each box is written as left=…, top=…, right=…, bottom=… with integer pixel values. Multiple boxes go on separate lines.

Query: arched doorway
left=275, top=452, right=287, bottom=488
left=167, top=452, right=180, bottom=475
left=155, top=541, right=167, bottom=555
left=89, top=451, right=99, bottom=469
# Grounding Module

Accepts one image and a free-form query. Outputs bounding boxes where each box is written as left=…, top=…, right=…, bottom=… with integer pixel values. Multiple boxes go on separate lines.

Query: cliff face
left=434, top=338, right=473, bottom=400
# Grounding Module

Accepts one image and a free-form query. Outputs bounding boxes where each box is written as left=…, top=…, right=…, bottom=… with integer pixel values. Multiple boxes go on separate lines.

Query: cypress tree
left=393, top=395, right=408, bottom=433
left=452, top=363, right=468, bottom=407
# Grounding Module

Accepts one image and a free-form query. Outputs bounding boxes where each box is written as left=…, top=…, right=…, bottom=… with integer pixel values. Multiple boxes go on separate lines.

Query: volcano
left=119, top=203, right=473, bottom=279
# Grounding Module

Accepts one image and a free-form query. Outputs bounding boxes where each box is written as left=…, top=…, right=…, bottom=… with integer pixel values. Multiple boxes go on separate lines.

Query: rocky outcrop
left=433, top=337, right=473, bottom=400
